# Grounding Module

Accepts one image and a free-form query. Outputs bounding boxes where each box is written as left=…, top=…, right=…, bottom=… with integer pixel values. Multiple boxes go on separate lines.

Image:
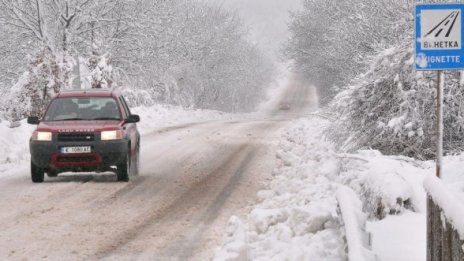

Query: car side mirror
left=27, top=116, right=40, bottom=125
left=125, top=114, right=140, bottom=123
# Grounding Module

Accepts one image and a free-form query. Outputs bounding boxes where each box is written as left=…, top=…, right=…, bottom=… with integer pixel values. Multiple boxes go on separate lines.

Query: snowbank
left=337, top=142, right=464, bottom=261
left=215, top=115, right=464, bottom=260
left=132, top=104, right=235, bottom=135
left=214, top=118, right=347, bottom=260
left=0, top=119, right=35, bottom=175
left=441, top=154, right=464, bottom=205
left=424, top=174, right=464, bottom=238
left=335, top=147, right=432, bottom=261
left=338, top=150, right=429, bottom=218
left=367, top=211, right=426, bottom=261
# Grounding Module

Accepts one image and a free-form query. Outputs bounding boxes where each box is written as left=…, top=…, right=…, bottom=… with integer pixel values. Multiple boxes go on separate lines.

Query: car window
left=44, top=97, right=121, bottom=121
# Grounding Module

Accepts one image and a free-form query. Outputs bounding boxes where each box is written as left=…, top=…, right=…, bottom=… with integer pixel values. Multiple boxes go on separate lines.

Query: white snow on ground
left=367, top=211, right=426, bottom=261
left=132, top=104, right=235, bottom=135
left=339, top=150, right=429, bottom=216
left=337, top=139, right=464, bottom=261
left=337, top=148, right=429, bottom=261
left=424, top=174, right=464, bottom=238
left=3, top=101, right=464, bottom=260
left=441, top=154, right=464, bottom=203
left=214, top=118, right=348, bottom=261
left=214, top=114, right=464, bottom=261
left=0, top=119, right=35, bottom=175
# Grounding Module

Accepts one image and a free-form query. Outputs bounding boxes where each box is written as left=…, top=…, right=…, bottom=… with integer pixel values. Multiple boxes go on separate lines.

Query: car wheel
left=117, top=153, right=130, bottom=182
left=47, top=170, right=58, bottom=177
left=31, top=161, right=44, bottom=183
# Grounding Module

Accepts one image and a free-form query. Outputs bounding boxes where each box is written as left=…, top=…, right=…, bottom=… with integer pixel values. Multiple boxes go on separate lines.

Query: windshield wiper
left=52, top=118, right=86, bottom=121
left=91, top=117, right=120, bottom=121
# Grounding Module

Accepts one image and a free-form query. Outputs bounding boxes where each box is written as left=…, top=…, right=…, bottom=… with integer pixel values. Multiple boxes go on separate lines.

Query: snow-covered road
left=0, top=76, right=317, bottom=260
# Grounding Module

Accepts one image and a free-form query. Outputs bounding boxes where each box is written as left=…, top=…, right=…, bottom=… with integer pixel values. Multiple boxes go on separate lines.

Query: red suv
left=27, top=89, right=140, bottom=182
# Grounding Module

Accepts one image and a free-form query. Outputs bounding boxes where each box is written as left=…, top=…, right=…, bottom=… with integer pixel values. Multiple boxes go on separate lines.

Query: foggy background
left=204, top=0, right=302, bottom=60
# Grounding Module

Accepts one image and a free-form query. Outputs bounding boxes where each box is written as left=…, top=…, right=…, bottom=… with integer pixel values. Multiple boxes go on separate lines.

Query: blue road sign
left=416, top=3, right=464, bottom=70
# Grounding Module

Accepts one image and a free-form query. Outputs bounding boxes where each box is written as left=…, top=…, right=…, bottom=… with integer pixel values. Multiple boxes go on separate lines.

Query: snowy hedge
left=329, top=39, right=464, bottom=159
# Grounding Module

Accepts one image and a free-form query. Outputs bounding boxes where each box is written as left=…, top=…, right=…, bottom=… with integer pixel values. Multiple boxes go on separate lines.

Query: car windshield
left=43, top=97, right=121, bottom=121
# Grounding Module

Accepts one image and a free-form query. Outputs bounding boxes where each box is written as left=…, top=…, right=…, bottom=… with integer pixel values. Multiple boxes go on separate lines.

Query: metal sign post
left=436, top=70, right=444, bottom=178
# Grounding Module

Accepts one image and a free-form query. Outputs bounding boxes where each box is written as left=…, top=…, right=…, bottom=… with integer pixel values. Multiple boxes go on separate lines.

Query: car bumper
left=30, top=139, right=129, bottom=172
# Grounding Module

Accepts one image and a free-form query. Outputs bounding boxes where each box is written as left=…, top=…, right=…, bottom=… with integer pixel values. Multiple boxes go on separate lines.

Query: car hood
left=37, top=120, right=123, bottom=132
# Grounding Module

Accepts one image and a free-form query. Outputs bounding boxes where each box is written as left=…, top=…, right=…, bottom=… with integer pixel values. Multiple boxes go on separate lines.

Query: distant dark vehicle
left=279, top=102, right=291, bottom=111
left=27, top=89, right=140, bottom=183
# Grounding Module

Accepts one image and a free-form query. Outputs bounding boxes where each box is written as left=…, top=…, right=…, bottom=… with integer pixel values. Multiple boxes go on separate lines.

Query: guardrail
left=336, top=185, right=375, bottom=261
left=424, top=175, right=464, bottom=261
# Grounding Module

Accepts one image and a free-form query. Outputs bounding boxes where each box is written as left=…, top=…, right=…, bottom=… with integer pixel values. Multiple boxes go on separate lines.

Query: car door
left=119, top=96, right=138, bottom=154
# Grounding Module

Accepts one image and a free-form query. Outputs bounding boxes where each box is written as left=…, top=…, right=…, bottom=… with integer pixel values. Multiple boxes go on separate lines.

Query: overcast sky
left=203, top=0, right=302, bottom=61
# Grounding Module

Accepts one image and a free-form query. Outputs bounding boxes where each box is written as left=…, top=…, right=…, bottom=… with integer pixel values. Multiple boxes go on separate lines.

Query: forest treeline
left=286, top=0, right=464, bottom=159
left=0, top=0, right=274, bottom=120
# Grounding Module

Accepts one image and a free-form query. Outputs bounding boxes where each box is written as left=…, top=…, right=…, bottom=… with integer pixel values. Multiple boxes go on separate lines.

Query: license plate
left=60, top=146, right=91, bottom=154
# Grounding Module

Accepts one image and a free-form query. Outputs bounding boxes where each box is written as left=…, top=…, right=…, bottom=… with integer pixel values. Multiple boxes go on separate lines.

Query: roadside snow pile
left=338, top=151, right=430, bottom=218
left=338, top=148, right=464, bottom=261
left=214, top=115, right=453, bottom=261
left=441, top=154, right=464, bottom=203
left=334, top=144, right=432, bottom=261
left=214, top=118, right=348, bottom=261
left=132, top=104, right=236, bottom=135
left=424, top=174, right=464, bottom=237
left=422, top=155, right=464, bottom=238
left=0, top=119, right=35, bottom=173
left=336, top=140, right=464, bottom=261
left=367, top=211, right=426, bottom=261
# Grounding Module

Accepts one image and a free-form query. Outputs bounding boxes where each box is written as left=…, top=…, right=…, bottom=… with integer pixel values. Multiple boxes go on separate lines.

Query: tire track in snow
left=94, top=145, right=251, bottom=258
left=163, top=147, right=257, bottom=260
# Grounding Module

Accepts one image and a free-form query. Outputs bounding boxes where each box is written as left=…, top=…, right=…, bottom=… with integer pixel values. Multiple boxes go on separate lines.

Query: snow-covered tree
left=0, top=0, right=116, bottom=117
left=0, top=0, right=274, bottom=117
left=329, top=38, right=464, bottom=160
left=6, top=49, right=74, bottom=121
left=114, top=0, right=274, bottom=111
left=285, top=0, right=413, bottom=104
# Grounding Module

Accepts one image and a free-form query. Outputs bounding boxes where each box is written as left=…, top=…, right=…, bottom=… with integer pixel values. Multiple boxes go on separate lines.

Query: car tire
left=31, top=161, right=44, bottom=183
left=117, top=153, right=130, bottom=182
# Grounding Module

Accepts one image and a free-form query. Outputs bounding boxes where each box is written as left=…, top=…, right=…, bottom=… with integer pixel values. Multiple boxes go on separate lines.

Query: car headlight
left=101, top=130, right=123, bottom=141
left=32, top=131, right=52, bottom=141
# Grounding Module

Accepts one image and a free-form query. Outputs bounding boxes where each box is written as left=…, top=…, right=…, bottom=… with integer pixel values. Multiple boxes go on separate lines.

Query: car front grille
left=57, top=155, right=97, bottom=163
left=58, top=133, right=95, bottom=142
